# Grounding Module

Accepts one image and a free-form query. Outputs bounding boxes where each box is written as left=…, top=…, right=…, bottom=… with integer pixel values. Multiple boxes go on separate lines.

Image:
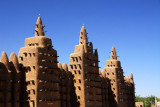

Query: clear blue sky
left=0, top=0, right=160, bottom=97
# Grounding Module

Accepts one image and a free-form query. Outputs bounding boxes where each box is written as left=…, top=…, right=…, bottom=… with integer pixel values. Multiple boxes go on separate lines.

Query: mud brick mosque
left=0, top=16, right=135, bottom=107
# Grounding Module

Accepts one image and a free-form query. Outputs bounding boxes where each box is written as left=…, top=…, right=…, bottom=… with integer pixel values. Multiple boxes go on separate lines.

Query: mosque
left=0, top=16, right=135, bottom=107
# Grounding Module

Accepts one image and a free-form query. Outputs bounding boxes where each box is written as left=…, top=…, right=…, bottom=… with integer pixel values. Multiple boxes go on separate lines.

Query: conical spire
left=81, top=25, right=87, bottom=34
left=79, top=25, right=88, bottom=44
left=110, top=45, right=117, bottom=60
left=34, top=16, right=45, bottom=36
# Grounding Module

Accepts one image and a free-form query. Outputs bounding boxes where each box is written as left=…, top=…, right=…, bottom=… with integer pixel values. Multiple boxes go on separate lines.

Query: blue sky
left=0, top=0, right=160, bottom=97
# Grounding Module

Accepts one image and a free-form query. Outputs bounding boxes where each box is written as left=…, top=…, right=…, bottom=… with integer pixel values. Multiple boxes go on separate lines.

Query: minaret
left=69, top=25, right=103, bottom=107
left=104, top=46, right=125, bottom=107
left=104, top=46, right=135, bottom=107
left=18, top=16, right=60, bottom=107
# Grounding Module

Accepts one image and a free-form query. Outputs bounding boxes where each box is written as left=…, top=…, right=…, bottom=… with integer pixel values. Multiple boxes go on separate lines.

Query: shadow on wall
left=19, top=64, right=30, bottom=107
left=71, top=83, right=80, bottom=107
left=108, top=79, right=118, bottom=107
left=0, top=60, right=29, bottom=107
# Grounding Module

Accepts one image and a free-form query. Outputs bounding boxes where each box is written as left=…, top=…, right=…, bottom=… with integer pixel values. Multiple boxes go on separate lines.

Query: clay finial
left=34, top=16, right=45, bottom=36
left=110, top=45, right=117, bottom=60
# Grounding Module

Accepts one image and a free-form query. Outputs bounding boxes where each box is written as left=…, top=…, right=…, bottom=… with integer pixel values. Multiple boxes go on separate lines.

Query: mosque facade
left=0, top=16, right=135, bottom=107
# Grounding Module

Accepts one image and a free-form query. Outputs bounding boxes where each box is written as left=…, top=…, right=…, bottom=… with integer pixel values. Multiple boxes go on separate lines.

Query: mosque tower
left=18, top=16, right=60, bottom=107
left=69, top=25, right=103, bottom=107
left=104, top=46, right=127, bottom=107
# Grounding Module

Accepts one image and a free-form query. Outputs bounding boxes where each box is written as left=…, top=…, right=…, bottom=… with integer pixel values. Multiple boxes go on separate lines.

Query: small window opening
left=74, top=70, right=76, bottom=74
left=78, top=96, right=80, bottom=99
left=79, top=79, right=81, bottom=83
left=78, top=65, right=81, bottom=69
left=81, top=32, right=83, bottom=35
left=24, top=53, right=27, bottom=57
left=33, top=66, right=36, bottom=70
left=32, top=80, right=35, bottom=85
left=33, top=90, right=35, bottom=94
left=29, top=53, right=32, bottom=57
left=72, top=57, right=75, bottom=61
left=35, top=43, right=39, bottom=46
left=20, top=57, right=23, bottom=61
left=78, top=86, right=81, bottom=90
left=33, top=53, right=35, bottom=56
left=75, top=57, right=78, bottom=62
left=28, top=67, right=31, bottom=71
left=70, top=65, right=73, bottom=69
left=79, top=56, right=81, bottom=60
left=78, top=70, right=81, bottom=74
left=28, top=81, right=30, bottom=85
left=74, top=65, right=77, bottom=69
